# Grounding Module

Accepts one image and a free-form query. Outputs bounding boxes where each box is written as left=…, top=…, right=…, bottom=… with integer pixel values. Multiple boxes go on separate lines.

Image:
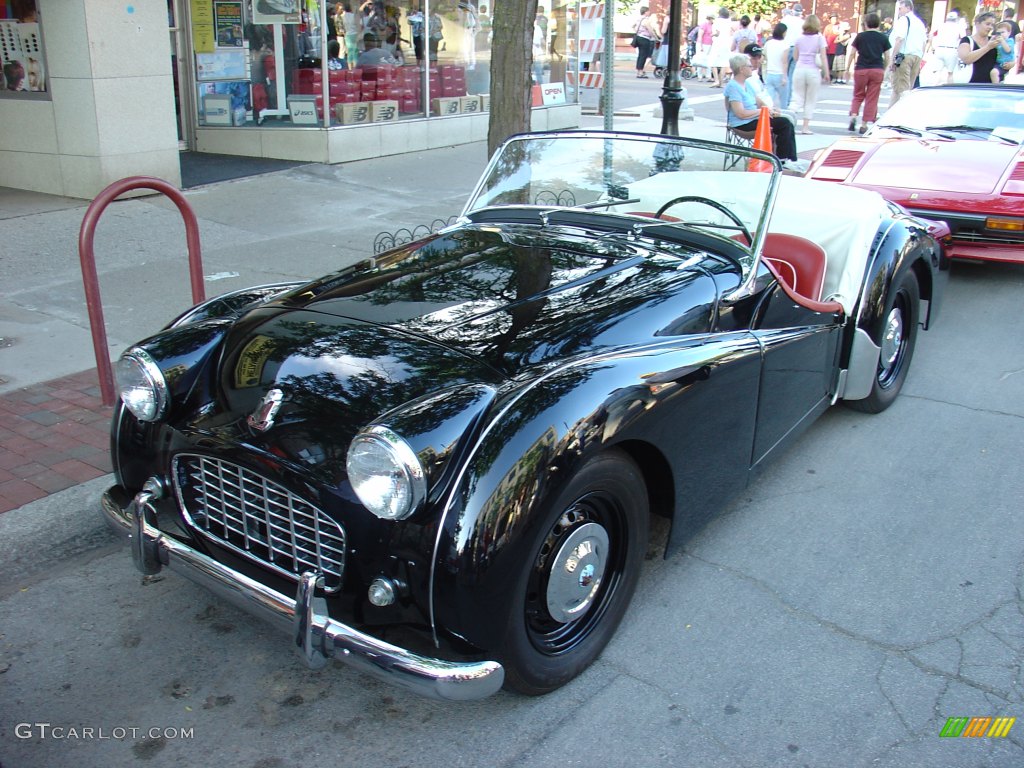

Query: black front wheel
left=846, top=270, right=920, bottom=413
left=499, top=450, right=649, bottom=695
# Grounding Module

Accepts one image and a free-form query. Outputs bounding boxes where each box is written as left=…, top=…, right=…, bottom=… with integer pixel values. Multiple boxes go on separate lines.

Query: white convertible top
left=620, top=172, right=893, bottom=313
left=772, top=176, right=891, bottom=312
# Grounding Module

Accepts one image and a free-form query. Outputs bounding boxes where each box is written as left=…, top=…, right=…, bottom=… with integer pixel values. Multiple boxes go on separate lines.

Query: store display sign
left=196, top=50, right=248, bottom=81
left=252, top=0, right=300, bottom=25
left=540, top=82, right=566, bottom=106
left=288, top=95, right=319, bottom=125
left=214, top=1, right=243, bottom=47
left=191, top=0, right=215, bottom=53
left=203, top=94, right=233, bottom=125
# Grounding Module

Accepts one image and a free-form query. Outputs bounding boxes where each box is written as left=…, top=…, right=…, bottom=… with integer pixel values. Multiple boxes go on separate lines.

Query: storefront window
left=195, top=0, right=574, bottom=128
left=1, top=0, right=47, bottom=96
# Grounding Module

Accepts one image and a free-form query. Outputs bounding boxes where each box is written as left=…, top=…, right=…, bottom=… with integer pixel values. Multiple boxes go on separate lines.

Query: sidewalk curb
left=0, top=475, right=115, bottom=592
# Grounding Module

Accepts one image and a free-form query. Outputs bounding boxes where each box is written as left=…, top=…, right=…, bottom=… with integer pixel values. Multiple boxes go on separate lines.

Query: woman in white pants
left=788, top=14, right=830, bottom=134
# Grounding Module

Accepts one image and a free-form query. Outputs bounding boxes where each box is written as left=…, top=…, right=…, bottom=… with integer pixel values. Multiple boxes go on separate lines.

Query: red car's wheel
left=499, top=450, right=649, bottom=695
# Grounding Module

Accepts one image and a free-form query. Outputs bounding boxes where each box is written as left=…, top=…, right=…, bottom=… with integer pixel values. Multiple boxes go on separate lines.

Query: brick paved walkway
left=0, top=370, right=112, bottom=514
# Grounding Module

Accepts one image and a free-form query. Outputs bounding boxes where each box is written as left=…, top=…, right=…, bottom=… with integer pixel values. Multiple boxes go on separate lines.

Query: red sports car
left=806, top=84, right=1024, bottom=264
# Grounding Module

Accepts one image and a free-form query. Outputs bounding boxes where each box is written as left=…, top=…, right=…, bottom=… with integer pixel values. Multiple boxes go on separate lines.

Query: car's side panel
left=429, top=332, right=764, bottom=651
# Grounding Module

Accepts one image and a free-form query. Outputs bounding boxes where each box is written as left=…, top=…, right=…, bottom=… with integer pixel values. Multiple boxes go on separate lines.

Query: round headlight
left=114, top=349, right=168, bottom=422
left=346, top=427, right=426, bottom=521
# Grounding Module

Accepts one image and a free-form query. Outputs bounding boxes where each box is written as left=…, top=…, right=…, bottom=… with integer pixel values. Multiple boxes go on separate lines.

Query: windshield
left=876, top=86, right=1024, bottom=141
left=462, top=132, right=781, bottom=276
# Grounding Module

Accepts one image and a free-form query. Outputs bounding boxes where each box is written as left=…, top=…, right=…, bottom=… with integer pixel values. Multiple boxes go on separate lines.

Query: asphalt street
left=1, top=76, right=1022, bottom=768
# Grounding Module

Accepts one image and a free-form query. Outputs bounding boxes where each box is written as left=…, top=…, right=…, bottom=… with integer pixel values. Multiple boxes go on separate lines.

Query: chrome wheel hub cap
left=545, top=522, right=609, bottom=624
left=881, top=307, right=903, bottom=370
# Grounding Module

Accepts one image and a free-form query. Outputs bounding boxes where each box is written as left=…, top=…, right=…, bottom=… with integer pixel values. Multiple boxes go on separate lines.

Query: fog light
left=368, top=577, right=396, bottom=607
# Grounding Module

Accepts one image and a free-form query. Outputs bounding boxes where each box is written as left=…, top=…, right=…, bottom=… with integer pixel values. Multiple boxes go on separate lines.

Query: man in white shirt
left=928, top=12, right=962, bottom=82
left=888, top=0, right=927, bottom=105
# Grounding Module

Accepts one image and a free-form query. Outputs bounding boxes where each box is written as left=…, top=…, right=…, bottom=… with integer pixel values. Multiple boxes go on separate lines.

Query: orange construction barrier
left=749, top=106, right=774, bottom=173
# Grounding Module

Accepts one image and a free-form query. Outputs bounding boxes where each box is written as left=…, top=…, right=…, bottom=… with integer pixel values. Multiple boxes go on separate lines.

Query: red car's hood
left=848, top=138, right=1020, bottom=194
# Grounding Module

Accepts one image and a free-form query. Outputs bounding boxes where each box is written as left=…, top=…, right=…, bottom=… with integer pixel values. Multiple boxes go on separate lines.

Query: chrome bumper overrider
left=101, top=485, right=504, bottom=701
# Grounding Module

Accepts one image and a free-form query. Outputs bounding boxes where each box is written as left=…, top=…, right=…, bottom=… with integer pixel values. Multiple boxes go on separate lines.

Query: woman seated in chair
left=724, top=53, right=798, bottom=163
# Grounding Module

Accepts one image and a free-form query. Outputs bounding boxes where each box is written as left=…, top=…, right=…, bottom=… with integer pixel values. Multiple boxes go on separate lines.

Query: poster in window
left=251, top=0, right=300, bottom=25
left=1, top=0, right=46, bottom=94
left=215, top=1, right=243, bottom=47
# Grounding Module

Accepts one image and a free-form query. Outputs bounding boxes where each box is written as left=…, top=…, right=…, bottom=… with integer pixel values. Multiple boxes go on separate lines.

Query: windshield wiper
left=878, top=124, right=923, bottom=137
left=925, top=124, right=1017, bottom=145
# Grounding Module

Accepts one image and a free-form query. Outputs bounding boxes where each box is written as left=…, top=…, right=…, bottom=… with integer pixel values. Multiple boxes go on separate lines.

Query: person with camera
left=888, top=0, right=926, bottom=105
left=958, top=12, right=1001, bottom=84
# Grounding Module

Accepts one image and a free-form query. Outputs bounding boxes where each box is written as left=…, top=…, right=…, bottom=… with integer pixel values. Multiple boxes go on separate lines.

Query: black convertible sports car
left=102, top=132, right=949, bottom=701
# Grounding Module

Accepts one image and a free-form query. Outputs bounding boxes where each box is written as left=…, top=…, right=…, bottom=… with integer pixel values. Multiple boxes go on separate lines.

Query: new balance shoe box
left=360, top=82, right=378, bottom=101
left=400, top=94, right=420, bottom=113
left=335, top=101, right=371, bottom=124
left=432, top=97, right=461, bottom=115
left=459, top=95, right=481, bottom=114
left=478, top=93, right=490, bottom=111
left=369, top=100, right=399, bottom=122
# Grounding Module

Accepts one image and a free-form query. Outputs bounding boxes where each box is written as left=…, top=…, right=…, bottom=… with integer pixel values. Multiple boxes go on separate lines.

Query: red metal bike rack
left=78, top=176, right=206, bottom=406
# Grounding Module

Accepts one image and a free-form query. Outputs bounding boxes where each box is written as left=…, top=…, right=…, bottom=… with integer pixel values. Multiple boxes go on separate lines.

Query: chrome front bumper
left=101, top=485, right=504, bottom=701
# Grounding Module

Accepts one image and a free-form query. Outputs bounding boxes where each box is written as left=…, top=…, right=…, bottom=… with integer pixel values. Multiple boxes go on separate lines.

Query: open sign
left=541, top=82, right=566, bottom=106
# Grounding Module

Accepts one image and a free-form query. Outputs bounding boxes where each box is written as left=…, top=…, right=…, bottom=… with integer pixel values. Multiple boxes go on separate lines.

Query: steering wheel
left=653, top=195, right=753, bottom=244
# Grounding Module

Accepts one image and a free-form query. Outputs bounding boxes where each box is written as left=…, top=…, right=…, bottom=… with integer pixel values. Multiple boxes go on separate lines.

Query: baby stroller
left=653, top=39, right=696, bottom=80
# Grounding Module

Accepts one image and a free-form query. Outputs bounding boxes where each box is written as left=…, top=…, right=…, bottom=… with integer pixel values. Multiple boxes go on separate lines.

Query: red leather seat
left=761, top=233, right=827, bottom=301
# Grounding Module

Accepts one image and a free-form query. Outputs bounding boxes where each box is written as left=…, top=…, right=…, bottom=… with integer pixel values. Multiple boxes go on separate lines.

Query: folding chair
left=724, top=95, right=756, bottom=169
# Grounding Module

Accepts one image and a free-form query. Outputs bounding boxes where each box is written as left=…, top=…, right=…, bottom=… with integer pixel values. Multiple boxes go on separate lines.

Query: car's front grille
left=173, top=454, right=345, bottom=593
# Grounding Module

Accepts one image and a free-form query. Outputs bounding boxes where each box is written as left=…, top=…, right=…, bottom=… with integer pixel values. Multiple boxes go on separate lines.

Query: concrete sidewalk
left=0, top=113, right=835, bottom=517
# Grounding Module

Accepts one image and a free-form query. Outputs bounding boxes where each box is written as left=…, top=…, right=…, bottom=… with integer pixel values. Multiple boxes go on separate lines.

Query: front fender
left=430, top=333, right=763, bottom=652
left=843, top=217, right=942, bottom=401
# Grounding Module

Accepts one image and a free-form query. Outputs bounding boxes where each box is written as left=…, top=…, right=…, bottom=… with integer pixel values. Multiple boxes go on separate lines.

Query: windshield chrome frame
left=460, top=130, right=782, bottom=301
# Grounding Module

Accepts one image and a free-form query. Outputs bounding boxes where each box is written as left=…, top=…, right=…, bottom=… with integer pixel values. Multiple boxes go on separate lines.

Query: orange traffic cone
left=748, top=106, right=774, bottom=173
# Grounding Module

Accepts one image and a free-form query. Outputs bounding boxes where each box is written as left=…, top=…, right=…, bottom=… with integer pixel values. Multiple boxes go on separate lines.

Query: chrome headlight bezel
left=346, top=426, right=427, bottom=521
left=114, top=348, right=169, bottom=422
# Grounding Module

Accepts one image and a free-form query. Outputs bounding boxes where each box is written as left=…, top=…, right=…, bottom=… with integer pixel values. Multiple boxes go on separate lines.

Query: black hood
left=273, top=224, right=719, bottom=374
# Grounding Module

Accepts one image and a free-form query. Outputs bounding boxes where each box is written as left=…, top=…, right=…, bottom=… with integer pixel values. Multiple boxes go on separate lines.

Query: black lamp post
left=659, top=0, right=685, bottom=135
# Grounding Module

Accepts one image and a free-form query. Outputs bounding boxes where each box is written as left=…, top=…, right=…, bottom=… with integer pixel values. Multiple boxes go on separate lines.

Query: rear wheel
left=846, top=270, right=919, bottom=413
left=499, top=450, right=649, bottom=695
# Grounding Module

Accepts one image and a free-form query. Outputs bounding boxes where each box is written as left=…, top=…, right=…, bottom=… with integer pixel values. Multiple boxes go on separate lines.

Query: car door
left=749, top=277, right=844, bottom=467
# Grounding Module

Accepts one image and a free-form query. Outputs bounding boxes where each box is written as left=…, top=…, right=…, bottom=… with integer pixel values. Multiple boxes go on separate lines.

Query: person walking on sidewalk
left=847, top=13, right=890, bottom=135
left=929, top=11, right=963, bottom=83
left=789, top=14, right=830, bottom=135
left=709, top=7, right=733, bottom=87
left=634, top=7, right=660, bottom=78
left=763, top=22, right=791, bottom=108
left=888, top=0, right=927, bottom=106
